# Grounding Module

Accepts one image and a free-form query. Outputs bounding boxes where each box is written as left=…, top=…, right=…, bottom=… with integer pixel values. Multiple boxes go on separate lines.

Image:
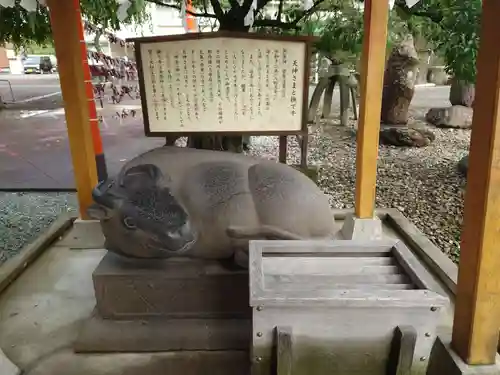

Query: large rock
left=458, top=155, right=469, bottom=176
left=379, top=127, right=435, bottom=147
left=425, top=105, right=473, bottom=129
left=449, top=79, right=475, bottom=107
left=380, top=36, right=420, bottom=125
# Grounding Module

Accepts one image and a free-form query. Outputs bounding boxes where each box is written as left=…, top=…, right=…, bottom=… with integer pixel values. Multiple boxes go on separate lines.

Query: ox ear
left=87, top=203, right=112, bottom=220
left=120, top=164, right=168, bottom=191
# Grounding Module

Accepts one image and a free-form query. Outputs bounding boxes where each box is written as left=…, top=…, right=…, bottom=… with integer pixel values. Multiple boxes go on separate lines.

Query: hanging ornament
left=117, top=0, right=131, bottom=22
left=0, top=0, right=16, bottom=8
left=243, top=0, right=257, bottom=27
left=19, top=0, right=38, bottom=12
left=405, top=0, right=421, bottom=8
left=303, top=0, right=313, bottom=11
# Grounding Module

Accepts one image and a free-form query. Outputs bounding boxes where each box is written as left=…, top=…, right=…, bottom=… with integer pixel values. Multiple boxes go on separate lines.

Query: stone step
left=74, top=309, right=251, bottom=353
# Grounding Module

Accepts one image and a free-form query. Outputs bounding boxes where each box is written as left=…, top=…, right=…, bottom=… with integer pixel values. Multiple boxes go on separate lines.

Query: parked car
left=23, top=55, right=57, bottom=74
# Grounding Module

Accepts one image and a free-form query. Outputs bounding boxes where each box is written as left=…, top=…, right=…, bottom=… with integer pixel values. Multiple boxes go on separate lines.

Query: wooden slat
left=451, top=0, right=500, bottom=365
left=252, top=289, right=448, bottom=308
left=253, top=239, right=396, bottom=254
left=265, top=262, right=399, bottom=276
left=392, top=241, right=448, bottom=295
left=354, top=0, right=389, bottom=218
left=387, top=326, right=417, bottom=375
left=276, top=327, right=293, bottom=375
left=47, top=0, right=97, bottom=219
left=265, top=273, right=409, bottom=290
left=265, top=282, right=414, bottom=292
left=263, top=256, right=394, bottom=275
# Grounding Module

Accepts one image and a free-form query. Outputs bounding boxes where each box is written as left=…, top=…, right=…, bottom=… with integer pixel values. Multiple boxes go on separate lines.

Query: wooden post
left=47, top=0, right=98, bottom=219
left=354, top=0, right=389, bottom=218
left=451, top=0, right=500, bottom=365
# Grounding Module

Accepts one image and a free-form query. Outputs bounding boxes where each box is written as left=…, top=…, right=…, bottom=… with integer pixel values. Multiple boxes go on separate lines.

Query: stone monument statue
left=87, top=146, right=335, bottom=267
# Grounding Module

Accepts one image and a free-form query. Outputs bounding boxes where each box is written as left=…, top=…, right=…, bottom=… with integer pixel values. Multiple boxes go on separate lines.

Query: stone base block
left=31, top=349, right=250, bottom=375
left=74, top=308, right=251, bottom=353
left=93, top=252, right=249, bottom=319
left=57, top=219, right=105, bottom=249
left=427, top=335, right=500, bottom=375
left=340, top=214, right=383, bottom=240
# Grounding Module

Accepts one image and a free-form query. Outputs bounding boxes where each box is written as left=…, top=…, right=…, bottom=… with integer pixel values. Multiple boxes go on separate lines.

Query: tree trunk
left=94, top=30, right=103, bottom=53
left=380, top=36, right=420, bottom=125
left=449, top=78, right=475, bottom=108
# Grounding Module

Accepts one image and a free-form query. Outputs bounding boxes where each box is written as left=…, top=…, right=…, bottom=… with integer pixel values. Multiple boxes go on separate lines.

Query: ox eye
left=123, top=217, right=137, bottom=230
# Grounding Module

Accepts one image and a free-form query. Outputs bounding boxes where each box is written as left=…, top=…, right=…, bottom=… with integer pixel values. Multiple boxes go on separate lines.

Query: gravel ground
left=0, top=109, right=469, bottom=265
left=248, top=108, right=470, bottom=263
left=0, top=192, right=78, bottom=264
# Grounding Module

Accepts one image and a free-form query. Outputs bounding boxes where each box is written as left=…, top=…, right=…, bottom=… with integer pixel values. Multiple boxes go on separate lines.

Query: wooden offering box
left=249, top=240, right=449, bottom=375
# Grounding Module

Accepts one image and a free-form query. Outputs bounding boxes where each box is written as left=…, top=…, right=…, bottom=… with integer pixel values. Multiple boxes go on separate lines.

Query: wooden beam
left=451, top=0, right=500, bottom=365
left=354, top=0, right=389, bottom=218
left=47, top=0, right=98, bottom=219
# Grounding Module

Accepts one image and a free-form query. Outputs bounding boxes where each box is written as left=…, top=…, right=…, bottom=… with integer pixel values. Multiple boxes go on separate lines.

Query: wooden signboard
left=129, top=32, right=313, bottom=137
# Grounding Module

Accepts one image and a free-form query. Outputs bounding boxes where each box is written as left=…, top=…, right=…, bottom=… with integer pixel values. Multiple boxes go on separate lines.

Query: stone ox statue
left=88, top=146, right=335, bottom=267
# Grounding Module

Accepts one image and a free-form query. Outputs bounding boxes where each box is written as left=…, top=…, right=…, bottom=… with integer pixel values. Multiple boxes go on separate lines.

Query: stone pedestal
left=93, top=253, right=249, bottom=319
left=340, top=214, right=383, bottom=240
left=427, top=334, right=500, bottom=375
left=75, top=252, right=251, bottom=353
left=58, top=219, right=105, bottom=249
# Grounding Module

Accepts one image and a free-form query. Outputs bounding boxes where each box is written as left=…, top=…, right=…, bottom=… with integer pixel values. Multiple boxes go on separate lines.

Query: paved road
left=0, top=82, right=452, bottom=190
left=0, top=73, right=452, bottom=111
left=319, top=84, right=450, bottom=109
left=0, top=74, right=61, bottom=103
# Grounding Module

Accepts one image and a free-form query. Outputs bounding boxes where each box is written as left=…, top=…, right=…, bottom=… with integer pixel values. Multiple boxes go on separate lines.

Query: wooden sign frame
left=129, top=32, right=313, bottom=138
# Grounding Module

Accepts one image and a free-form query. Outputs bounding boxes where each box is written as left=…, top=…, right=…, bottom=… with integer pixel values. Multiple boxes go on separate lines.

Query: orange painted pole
left=47, top=0, right=97, bottom=219
left=75, top=0, right=108, bottom=182
left=451, top=0, right=500, bottom=365
left=354, top=0, right=389, bottom=218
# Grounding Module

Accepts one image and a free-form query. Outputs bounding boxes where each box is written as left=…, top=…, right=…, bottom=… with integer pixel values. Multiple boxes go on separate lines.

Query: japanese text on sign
left=140, top=37, right=307, bottom=133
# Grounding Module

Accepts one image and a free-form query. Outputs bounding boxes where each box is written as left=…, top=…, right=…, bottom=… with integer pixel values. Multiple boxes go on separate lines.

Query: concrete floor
left=0, top=214, right=456, bottom=375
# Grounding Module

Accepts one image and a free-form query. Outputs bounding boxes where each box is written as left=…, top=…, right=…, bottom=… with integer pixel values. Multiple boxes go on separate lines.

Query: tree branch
left=209, top=0, right=225, bottom=19
left=255, top=0, right=271, bottom=13
left=294, top=0, right=326, bottom=24
left=240, top=0, right=255, bottom=16
left=408, top=9, right=443, bottom=24
left=254, top=0, right=325, bottom=28
left=228, top=0, right=240, bottom=9
left=394, top=0, right=443, bottom=24
left=144, top=0, right=218, bottom=18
